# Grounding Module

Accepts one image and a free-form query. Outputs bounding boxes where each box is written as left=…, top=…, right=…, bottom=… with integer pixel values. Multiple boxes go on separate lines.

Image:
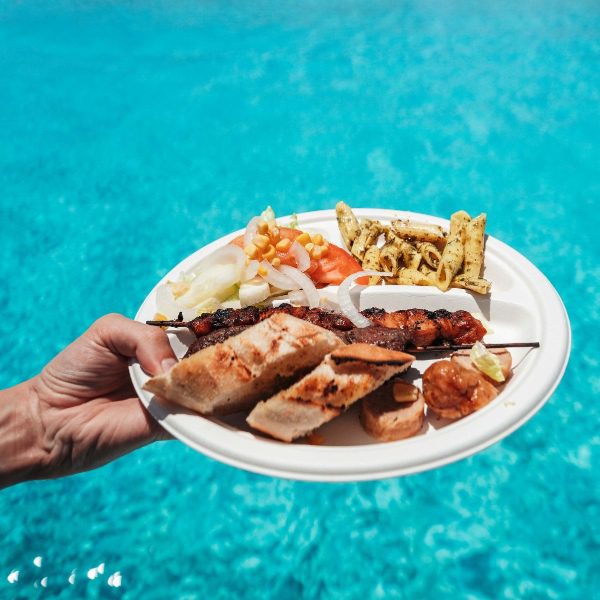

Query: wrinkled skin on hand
left=29, top=314, right=176, bottom=479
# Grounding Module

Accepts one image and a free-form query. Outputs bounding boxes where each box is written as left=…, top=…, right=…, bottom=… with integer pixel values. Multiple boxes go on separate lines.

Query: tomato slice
left=230, top=226, right=366, bottom=286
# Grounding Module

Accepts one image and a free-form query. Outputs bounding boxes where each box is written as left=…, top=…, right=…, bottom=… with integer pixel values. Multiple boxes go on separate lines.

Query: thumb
left=93, top=313, right=178, bottom=376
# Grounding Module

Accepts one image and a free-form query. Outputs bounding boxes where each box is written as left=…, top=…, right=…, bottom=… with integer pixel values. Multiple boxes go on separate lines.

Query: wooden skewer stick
left=144, top=315, right=540, bottom=354
left=409, top=342, right=540, bottom=354
left=146, top=314, right=185, bottom=327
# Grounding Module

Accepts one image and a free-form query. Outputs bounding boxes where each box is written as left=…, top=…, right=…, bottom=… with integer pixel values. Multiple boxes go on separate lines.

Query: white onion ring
left=260, top=261, right=300, bottom=290
left=274, top=290, right=309, bottom=306
left=242, top=259, right=259, bottom=281
left=187, top=244, right=246, bottom=278
left=290, top=241, right=310, bottom=272
left=155, top=283, right=197, bottom=321
left=337, top=270, right=392, bottom=328
left=278, top=264, right=320, bottom=308
left=244, top=216, right=262, bottom=247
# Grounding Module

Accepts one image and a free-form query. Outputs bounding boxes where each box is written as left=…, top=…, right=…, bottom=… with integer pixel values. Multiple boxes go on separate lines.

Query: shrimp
left=422, top=360, right=498, bottom=419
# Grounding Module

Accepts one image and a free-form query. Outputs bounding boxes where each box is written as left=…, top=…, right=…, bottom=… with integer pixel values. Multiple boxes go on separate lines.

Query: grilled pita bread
left=144, top=313, right=343, bottom=415
left=246, top=344, right=415, bottom=442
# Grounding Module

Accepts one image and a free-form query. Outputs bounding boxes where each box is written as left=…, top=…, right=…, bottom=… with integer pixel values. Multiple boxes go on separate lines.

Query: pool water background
left=0, top=1, right=598, bottom=598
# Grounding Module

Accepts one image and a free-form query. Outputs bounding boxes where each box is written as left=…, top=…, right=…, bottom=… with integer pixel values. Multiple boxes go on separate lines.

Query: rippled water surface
left=1, top=1, right=598, bottom=598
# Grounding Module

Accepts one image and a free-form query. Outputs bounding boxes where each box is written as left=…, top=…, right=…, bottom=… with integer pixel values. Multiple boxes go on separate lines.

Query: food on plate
left=437, top=210, right=471, bottom=290
left=229, top=224, right=364, bottom=288
left=145, top=305, right=530, bottom=440
left=143, top=207, right=538, bottom=443
left=335, top=201, right=491, bottom=294
left=155, top=207, right=365, bottom=320
left=422, top=360, right=499, bottom=419
left=422, top=345, right=513, bottom=419
left=452, top=342, right=512, bottom=384
left=360, top=381, right=425, bottom=441
left=246, top=344, right=415, bottom=442
left=144, top=313, right=342, bottom=416
left=463, top=214, right=487, bottom=279
left=147, top=305, right=487, bottom=356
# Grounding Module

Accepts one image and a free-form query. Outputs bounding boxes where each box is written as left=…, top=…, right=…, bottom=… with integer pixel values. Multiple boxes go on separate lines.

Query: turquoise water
left=1, top=1, right=598, bottom=597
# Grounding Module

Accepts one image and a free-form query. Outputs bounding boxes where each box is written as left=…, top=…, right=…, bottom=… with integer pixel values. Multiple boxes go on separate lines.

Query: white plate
left=129, top=209, right=571, bottom=481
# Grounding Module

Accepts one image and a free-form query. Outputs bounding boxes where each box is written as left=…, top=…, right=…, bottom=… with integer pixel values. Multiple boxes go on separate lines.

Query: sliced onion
left=179, top=263, right=241, bottom=308
left=260, top=261, right=300, bottom=290
left=337, top=270, right=392, bottom=328
left=243, top=216, right=262, bottom=247
left=242, top=259, right=259, bottom=281
left=278, top=264, right=320, bottom=308
left=290, top=241, right=310, bottom=272
left=187, top=244, right=246, bottom=278
left=155, top=283, right=197, bottom=320
left=274, top=290, right=309, bottom=306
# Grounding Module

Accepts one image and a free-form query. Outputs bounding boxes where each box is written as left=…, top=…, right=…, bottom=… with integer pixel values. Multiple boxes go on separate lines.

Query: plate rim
left=129, top=208, right=571, bottom=482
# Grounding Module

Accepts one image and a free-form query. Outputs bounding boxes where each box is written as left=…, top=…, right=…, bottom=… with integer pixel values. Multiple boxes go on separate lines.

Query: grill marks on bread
left=246, top=345, right=414, bottom=442
left=144, top=314, right=343, bottom=416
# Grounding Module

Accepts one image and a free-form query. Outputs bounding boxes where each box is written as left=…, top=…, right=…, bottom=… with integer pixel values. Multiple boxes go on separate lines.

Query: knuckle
left=144, top=324, right=168, bottom=344
left=93, top=313, right=125, bottom=333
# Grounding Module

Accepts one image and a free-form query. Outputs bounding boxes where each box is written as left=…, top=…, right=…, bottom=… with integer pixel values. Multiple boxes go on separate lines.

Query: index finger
left=92, top=313, right=178, bottom=376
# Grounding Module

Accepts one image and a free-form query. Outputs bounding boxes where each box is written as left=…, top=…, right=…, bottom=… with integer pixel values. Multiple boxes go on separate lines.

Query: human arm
left=0, top=314, right=176, bottom=489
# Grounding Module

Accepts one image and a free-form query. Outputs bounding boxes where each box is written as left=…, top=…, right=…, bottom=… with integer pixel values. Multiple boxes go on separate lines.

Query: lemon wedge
left=470, top=341, right=505, bottom=382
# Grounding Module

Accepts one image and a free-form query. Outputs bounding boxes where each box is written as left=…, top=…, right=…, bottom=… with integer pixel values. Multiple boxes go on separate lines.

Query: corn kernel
left=305, top=242, right=315, bottom=255
left=257, top=220, right=269, bottom=234
left=257, top=265, right=268, bottom=277
left=312, top=233, right=324, bottom=245
left=253, top=234, right=270, bottom=250
left=271, top=257, right=281, bottom=267
left=263, top=245, right=276, bottom=261
left=275, top=238, right=292, bottom=252
left=244, top=244, right=259, bottom=259
left=320, top=243, right=329, bottom=257
left=269, top=226, right=280, bottom=241
left=312, top=246, right=323, bottom=260
left=296, top=232, right=311, bottom=246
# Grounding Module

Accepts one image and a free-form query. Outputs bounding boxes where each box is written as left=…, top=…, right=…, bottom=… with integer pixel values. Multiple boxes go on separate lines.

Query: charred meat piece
left=361, top=308, right=485, bottom=346
left=343, top=326, right=408, bottom=351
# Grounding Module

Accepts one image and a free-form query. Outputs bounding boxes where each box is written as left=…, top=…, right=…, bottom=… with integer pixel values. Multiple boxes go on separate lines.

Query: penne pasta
left=335, top=203, right=491, bottom=295
left=463, top=213, right=487, bottom=278
left=380, top=242, right=402, bottom=275
left=336, top=201, right=361, bottom=250
left=391, top=219, right=446, bottom=245
left=436, top=210, right=471, bottom=291
left=387, top=233, right=422, bottom=269
left=418, top=264, right=436, bottom=277
left=351, top=220, right=381, bottom=261
left=451, top=274, right=492, bottom=295
left=416, top=242, right=442, bottom=268
left=362, top=245, right=382, bottom=284
left=391, top=268, right=437, bottom=286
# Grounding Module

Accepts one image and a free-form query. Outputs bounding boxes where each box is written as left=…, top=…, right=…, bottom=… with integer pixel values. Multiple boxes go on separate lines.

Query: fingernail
left=160, top=358, right=178, bottom=373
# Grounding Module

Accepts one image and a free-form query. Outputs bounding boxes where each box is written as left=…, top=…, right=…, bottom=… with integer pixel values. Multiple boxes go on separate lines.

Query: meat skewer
left=147, top=304, right=486, bottom=341
left=145, top=304, right=539, bottom=358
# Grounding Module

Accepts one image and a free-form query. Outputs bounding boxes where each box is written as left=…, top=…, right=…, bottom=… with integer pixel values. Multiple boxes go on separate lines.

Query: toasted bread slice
left=360, top=381, right=425, bottom=442
left=144, top=313, right=343, bottom=415
left=246, top=344, right=414, bottom=442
